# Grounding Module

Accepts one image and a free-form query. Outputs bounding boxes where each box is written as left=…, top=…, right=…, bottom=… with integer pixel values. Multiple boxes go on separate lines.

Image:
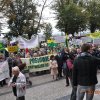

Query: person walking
left=8, top=66, right=26, bottom=100
left=62, top=48, right=71, bottom=86
left=49, top=55, right=58, bottom=80
left=55, top=52, right=63, bottom=79
left=72, top=44, right=100, bottom=100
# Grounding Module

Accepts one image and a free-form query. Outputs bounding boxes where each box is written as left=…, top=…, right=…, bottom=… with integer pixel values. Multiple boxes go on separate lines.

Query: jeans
left=70, top=86, right=77, bottom=100
left=77, top=85, right=95, bottom=100
left=16, top=96, right=25, bottom=100
left=63, top=63, right=69, bottom=85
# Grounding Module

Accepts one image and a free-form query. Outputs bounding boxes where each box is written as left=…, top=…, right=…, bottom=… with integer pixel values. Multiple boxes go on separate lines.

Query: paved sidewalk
left=0, top=74, right=100, bottom=100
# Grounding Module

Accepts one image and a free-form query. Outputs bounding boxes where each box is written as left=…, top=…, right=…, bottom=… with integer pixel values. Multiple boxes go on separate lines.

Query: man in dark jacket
left=72, top=44, right=100, bottom=100
left=55, top=52, right=63, bottom=78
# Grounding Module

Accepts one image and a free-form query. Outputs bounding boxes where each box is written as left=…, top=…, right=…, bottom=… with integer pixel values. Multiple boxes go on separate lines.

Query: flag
left=0, top=43, right=4, bottom=50
left=25, top=48, right=29, bottom=54
left=86, top=31, right=100, bottom=39
left=47, top=39, right=55, bottom=43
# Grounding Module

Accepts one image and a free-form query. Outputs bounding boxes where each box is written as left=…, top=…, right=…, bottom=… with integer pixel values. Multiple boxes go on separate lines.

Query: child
left=49, top=55, right=58, bottom=80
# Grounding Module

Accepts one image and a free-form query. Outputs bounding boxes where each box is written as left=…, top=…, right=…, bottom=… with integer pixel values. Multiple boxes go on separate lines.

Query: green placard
left=47, top=42, right=58, bottom=48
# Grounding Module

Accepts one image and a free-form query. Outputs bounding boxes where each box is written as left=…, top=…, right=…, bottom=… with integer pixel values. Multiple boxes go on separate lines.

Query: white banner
left=0, top=61, right=9, bottom=81
left=18, top=35, right=39, bottom=49
left=54, top=36, right=66, bottom=43
left=71, top=39, right=83, bottom=45
left=81, top=37, right=92, bottom=43
left=93, top=39, right=100, bottom=45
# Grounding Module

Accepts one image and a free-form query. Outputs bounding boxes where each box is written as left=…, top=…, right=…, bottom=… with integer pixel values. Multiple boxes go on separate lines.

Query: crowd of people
left=17, top=46, right=62, bottom=58
left=0, top=46, right=62, bottom=87
left=1, top=43, right=100, bottom=100
left=49, top=44, right=100, bottom=100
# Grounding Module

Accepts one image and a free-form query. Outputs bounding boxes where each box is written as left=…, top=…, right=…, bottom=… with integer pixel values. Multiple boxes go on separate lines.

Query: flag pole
left=65, top=33, right=69, bottom=48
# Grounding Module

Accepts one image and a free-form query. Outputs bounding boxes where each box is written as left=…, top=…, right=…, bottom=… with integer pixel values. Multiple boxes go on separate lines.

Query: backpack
left=66, top=59, right=73, bottom=70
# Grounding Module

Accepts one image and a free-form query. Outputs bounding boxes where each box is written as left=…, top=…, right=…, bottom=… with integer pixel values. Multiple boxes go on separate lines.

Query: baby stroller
left=18, top=63, right=32, bottom=86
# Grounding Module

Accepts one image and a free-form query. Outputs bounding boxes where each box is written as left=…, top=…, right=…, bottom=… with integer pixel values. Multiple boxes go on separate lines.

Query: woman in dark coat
left=61, top=48, right=71, bottom=86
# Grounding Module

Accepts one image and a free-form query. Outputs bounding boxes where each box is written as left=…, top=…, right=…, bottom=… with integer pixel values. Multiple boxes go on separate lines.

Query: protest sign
left=0, top=61, right=9, bottom=81
left=7, top=46, right=18, bottom=53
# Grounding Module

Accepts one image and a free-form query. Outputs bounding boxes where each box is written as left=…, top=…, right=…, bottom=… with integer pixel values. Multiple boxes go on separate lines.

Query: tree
left=86, top=1, right=100, bottom=33
left=43, top=23, right=52, bottom=41
left=0, top=0, right=12, bottom=11
left=0, top=0, right=49, bottom=39
left=4, top=0, right=39, bottom=39
left=53, top=1, right=89, bottom=36
left=75, top=0, right=100, bottom=33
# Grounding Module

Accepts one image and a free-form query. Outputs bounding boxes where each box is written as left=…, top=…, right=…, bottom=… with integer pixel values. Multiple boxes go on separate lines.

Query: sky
left=34, top=0, right=61, bottom=35
left=0, top=0, right=62, bottom=35
left=0, top=12, right=10, bottom=33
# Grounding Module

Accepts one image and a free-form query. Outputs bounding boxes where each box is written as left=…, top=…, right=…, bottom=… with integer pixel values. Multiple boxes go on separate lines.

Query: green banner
left=21, top=55, right=50, bottom=72
left=30, top=56, right=49, bottom=69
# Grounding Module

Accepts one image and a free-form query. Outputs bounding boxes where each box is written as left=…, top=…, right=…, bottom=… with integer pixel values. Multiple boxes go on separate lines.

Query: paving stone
left=0, top=74, right=100, bottom=100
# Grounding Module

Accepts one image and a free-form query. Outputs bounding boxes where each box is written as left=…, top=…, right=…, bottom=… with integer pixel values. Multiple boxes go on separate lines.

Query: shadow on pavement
left=56, top=95, right=70, bottom=100
left=0, top=79, right=61, bottom=96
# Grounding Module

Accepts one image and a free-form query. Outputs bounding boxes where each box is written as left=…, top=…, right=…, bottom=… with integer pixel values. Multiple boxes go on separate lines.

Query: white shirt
left=9, top=72, right=26, bottom=97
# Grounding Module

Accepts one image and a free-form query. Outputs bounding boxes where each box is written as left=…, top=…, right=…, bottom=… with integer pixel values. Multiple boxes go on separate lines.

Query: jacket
left=73, top=52, right=100, bottom=86
left=55, top=55, right=63, bottom=67
left=49, top=60, right=58, bottom=75
left=62, top=52, right=70, bottom=63
left=9, top=72, right=26, bottom=97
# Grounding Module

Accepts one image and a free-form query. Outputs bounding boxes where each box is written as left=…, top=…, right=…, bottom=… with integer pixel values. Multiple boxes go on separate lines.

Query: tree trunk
left=90, top=24, right=96, bottom=33
left=28, top=33, right=32, bottom=39
left=36, top=0, right=47, bottom=34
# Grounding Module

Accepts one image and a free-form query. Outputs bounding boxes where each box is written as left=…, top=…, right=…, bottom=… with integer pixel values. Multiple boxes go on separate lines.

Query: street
left=0, top=74, right=100, bottom=100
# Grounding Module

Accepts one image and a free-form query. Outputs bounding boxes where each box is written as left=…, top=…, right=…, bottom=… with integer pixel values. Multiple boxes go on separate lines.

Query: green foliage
left=74, top=0, right=100, bottom=33
left=1, top=0, right=39, bottom=39
left=86, top=1, right=100, bottom=33
left=54, top=1, right=89, bottom=35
